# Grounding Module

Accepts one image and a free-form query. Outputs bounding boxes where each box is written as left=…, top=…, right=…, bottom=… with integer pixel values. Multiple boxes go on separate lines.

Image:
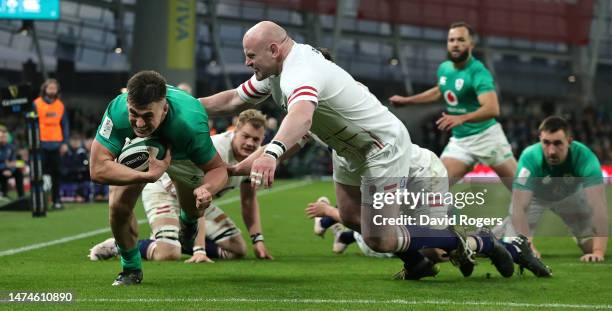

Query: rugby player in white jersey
left=199, top=21, right=515, bottom=279
left=89, top=109, right=273, bottom=262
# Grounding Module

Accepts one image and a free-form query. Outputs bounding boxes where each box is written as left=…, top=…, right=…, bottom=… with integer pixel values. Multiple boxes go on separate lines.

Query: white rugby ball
left=117, top=137, right=166, bottom=171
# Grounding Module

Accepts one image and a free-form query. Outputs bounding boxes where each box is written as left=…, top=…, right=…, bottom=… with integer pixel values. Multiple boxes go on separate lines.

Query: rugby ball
left=117, top=137, right=166, bottom=171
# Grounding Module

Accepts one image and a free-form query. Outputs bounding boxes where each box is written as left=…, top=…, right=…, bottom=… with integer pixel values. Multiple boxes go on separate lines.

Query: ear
left=270, top=43, right=279, bottom=57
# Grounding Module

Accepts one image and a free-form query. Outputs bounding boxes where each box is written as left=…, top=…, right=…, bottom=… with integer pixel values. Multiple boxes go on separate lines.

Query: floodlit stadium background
left=0, top=0, right=611, bottom=309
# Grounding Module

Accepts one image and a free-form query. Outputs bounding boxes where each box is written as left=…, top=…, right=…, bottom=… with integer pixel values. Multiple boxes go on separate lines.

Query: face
left=243, top=37, right=281, bottom=81
left=127, top=100, right=168, bottom=137
left=0, top=130, right=7, bottom=144
left=232, top=122, right=265, bottom=160
left=540, top=130, right=572, bottom=165
left=447, top=27, right=473, bottom=63
left=45, top=82, right=59, bottom=98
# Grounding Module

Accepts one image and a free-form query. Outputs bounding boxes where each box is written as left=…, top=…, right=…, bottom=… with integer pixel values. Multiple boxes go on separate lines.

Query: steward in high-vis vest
left=34, top=78, right=70, bottom=210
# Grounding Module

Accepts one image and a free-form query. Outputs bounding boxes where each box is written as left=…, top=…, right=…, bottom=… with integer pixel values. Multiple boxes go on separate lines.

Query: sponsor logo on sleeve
left=99, top=116, right=113, bottom=139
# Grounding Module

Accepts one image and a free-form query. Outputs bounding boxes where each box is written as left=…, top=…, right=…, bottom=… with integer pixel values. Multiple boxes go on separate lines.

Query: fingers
left=580, top=254, right=604, bottom=262
left=250, top=171, right=263, bottom=188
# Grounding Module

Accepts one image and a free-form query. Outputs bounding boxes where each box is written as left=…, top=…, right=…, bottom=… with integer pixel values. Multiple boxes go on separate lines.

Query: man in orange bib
left=33, top=78, right=69, bottom=210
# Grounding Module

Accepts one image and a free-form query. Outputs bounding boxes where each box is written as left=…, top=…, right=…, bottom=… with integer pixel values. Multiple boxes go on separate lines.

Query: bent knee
left=153, top=243, right=182, bottom=261
left=362, top=235, right=397, bottom=253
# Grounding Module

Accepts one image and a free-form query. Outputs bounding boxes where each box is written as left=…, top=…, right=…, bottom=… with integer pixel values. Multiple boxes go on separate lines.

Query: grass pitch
left=0, top=180, right=611, bottom=310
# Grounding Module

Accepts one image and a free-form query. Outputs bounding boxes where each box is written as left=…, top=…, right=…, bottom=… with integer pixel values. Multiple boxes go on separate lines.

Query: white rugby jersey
left=155, top=131, right=246, bottom=198
left=236, top=43, right=411, bottom=165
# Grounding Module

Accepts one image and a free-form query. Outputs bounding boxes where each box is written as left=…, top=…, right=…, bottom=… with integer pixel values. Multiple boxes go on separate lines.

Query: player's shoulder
left=106, top=93, right=128, bottom=115
left=166, top=85, right=201, bottom=108
left=570, top=141, right=598, bottom=160
left=211, top=131, right=234, bottom=163
left=519, top=143, right=543, bottom=163
left=468, top=57, right=490, bottom=73
left=283, top=43, right=324, bottom=75
left=438, top=60, right=454, bottom=72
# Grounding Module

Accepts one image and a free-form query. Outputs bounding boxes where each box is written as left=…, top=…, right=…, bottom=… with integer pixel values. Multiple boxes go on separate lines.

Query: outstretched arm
left=389, top=86, right=441, bottom=107
left=199, top=90, right=253, bottom=117
left=240, top=183, right=273, bottom=259
left=582, top=185, right=608, bottom=262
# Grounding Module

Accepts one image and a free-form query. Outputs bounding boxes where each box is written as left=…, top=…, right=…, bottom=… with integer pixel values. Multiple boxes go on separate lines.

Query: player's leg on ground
left=108, top=184, right=145, bottom=285
left=173, top=181, right=203, bottom=251
left=214, top=235, right=247, bottom=259
left=141, top=217, right=182, bottom=261
left=202, top=204, right=245, bottom=259
left=491, top=157, right=518, bottom=191
left=495, top=201, right=551, bottom=277
left=335, top=182, right=362, bottom=232
left=441, top=157, right=471, bottom=186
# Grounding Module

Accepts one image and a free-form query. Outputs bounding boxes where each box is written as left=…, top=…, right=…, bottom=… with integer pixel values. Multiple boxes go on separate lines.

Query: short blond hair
left=237, top=109, right=266, bottom=129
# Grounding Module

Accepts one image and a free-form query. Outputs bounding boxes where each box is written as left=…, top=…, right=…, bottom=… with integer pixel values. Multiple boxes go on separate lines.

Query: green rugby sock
left=179, top=209, right=198, bottom=225
left=117, top=245, right=142, bottom=271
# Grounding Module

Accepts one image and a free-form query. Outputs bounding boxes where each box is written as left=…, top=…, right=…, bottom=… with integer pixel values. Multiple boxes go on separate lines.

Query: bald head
left=243, top=21, right=292, bottom=81
left=243, top=21, right=287, bottom=47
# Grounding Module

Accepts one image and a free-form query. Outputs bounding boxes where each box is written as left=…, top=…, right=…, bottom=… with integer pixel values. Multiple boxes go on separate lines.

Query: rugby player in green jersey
left=496, top=116, right=608, bottom=263
left=90, top=71, right=228, bottom=285
left=390, top=22, right=517, bottom=190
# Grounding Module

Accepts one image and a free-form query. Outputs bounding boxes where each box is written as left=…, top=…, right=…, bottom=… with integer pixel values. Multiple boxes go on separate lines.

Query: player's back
left=275, top=43, right=409, bottom=164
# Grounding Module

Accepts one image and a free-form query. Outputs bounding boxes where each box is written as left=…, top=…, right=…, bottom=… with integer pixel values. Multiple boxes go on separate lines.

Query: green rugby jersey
left=513, top=141, right=603, bottom=201
left=95, top=85, right=217, bottom=165
left=437, top=57, right=497, bottom=138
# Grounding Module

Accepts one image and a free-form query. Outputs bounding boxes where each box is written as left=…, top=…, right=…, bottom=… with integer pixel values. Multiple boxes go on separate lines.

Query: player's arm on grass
left=389, top=86, right=441, bottom=106
left=436, top=91, right=500, bottom=131
left=511, top=188, right=541, bottom=256
left=185, top=217, right=214, bottom=264
left=582, top=184, right=608, bottom=262
left=240, top=182, right=273, bottom=259
left=194, top=153, right=228, bottom=209
left=89, top=139, right=171, bottom=185
left=250, top=101, right=315, bottom=188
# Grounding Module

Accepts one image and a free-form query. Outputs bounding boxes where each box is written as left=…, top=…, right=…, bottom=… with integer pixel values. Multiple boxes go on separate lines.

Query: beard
left=447, top=50, right=470, bottom=63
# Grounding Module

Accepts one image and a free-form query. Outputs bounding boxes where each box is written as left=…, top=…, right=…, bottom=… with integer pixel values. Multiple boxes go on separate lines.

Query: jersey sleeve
left=513, top=152, right=537, bottom=191
left=185, top=126, right=218, bottom=166
left=94, top=101, right=127, bottom=157
left=236, top=75, right=271, bottom=104
left=577, top=146, right=604, bottom=188
left=472, top=66, right=496, bottom=96
left=281, top=68, right=322, bottom=111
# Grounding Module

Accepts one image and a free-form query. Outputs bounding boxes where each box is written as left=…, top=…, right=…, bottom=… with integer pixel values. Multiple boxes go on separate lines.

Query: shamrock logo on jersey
left=455, top=79, right=464, bottom=91
left=444, top=90, right=458, bottom=106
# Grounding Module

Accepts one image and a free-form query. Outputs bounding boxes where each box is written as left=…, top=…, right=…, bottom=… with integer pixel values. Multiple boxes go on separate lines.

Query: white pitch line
left=0, top=180, right=313, bottom=257
left=75, top=297, right=612, bottom=309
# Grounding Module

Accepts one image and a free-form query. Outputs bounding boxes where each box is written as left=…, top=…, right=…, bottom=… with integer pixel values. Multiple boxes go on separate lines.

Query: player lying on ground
left=306, top=196, right=394, bottom=258
left=90, top=71, right=227, bottom=285
left=89, top=109, right=273, bottom=263
left=495, top=116, right=608, bottom=265
left=198, top=21, right=524, bottom=280
left=309, top=194, right=551, bottom=276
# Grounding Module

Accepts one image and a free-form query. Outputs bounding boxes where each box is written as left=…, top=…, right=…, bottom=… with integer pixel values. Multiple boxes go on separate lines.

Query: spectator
left=33, top=78, right=69, bottom=209
left=0, top=125, right=24, bottom=198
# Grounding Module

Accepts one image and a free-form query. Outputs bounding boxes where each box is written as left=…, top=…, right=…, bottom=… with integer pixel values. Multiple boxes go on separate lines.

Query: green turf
left=0, top=180, right=611, bottom=310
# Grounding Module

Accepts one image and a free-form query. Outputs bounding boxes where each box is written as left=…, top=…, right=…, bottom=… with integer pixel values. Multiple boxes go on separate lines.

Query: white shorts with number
left=333, top=128, right=450, bottom=228
left=495, top=190, right=594, bottom=241
left=441, top=123, right=513, bottom=167
left=142, top=178, right=241, bottom=243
